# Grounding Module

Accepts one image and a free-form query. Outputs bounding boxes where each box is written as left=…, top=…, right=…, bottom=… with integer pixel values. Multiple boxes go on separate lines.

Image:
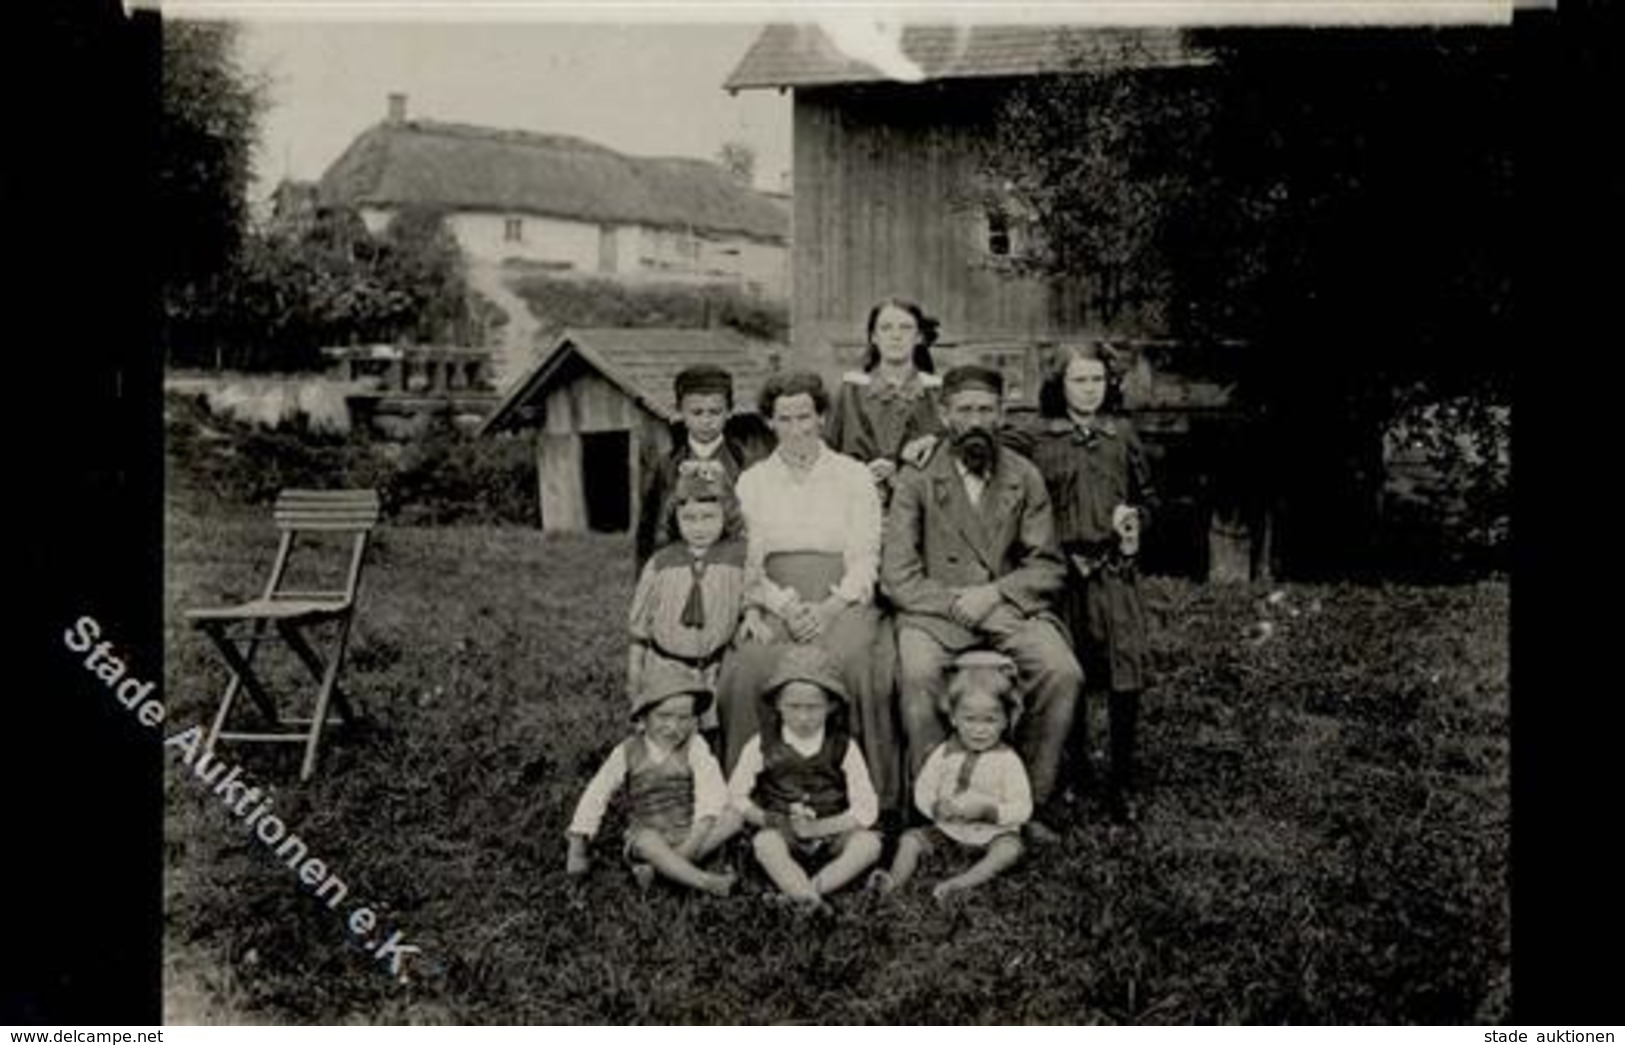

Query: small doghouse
left=480, top=328, right=777, bottom=533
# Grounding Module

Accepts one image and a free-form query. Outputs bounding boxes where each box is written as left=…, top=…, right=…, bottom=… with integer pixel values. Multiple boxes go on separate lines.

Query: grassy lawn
left=162, top=488, right=1508, bottom=1024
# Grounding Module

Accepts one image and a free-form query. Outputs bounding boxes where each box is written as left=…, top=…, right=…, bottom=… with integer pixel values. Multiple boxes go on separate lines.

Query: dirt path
left=466, top=260, right=545, bottom=393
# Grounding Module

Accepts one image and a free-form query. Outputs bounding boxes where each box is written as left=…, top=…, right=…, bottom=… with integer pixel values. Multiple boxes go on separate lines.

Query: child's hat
left=630, top=663, right=714, bottom=721
left=761, top=645, right=849, bottom=705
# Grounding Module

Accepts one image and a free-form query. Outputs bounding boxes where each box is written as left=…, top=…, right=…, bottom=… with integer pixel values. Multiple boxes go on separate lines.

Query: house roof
left=724, top=24, right=1210, bottom=90
left=481, top=327, right=779, bottom=435
left=319, top=120, right=788, bottom=243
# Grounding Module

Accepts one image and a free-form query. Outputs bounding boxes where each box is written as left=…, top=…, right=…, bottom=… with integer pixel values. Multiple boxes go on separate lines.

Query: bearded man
left=880, top=365, right=1083, bottom=840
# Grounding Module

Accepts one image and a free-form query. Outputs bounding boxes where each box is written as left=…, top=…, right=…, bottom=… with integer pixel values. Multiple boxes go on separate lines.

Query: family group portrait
left=138, top=5, right=1518, bottom=1027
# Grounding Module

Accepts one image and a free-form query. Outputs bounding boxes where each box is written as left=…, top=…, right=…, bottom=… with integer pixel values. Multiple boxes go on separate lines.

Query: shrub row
left=165, top=392, right=536, bottom=526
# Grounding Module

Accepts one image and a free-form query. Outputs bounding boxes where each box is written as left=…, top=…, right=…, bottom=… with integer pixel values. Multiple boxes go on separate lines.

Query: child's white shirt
left=566, top=733, right=727, bottom=839
left=914, top=741, right=1032, bottom=847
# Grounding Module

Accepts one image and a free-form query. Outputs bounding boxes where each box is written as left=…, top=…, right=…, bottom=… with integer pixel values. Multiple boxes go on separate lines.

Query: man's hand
left=868, top=458, right=897, bottom=485
left=950, top=584, right=1004, bottom=628
left=738, top=607, right=774, bottom=644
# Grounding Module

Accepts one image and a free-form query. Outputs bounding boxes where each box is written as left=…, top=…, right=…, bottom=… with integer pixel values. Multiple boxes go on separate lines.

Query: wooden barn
left=723, top=23, right=1514, bottom=582
left=480, top=328, right=778, bottom=533
left=724, top=26, right=1245, bottom=577
left=724, top=25, right=1214, bottom=387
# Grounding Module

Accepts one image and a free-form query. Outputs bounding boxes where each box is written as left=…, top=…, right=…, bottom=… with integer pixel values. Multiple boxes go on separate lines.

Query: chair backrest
left=274, top=489, right=382, bottom=532
left=262, top=489, right=382, bottom=606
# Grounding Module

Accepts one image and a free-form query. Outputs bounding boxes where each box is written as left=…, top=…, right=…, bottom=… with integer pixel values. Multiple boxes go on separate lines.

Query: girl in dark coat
left=1024, top=343, right=1156, bottom=824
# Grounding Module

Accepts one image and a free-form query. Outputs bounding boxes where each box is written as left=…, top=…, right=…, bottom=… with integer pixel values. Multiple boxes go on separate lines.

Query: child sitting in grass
left=871, top=651, right=1032, bottom=900
left=727, top=646, right=882, bottom=910
left=566, top=666, right=736, bottom=896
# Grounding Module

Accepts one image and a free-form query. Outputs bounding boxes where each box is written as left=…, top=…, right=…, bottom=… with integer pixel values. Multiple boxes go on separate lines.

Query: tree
left=159, top=21, right=266, bottom=294
left=982, top=28, right=1513, bottom=577
left=376, top=205, right=472, bottom=344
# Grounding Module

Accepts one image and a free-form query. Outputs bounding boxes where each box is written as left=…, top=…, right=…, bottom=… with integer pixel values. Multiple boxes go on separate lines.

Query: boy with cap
left=635, top=363, right=772, bottom=568
left=566, top=664, right=737, bottom=895
left=727, top=646, right=883, bottom=908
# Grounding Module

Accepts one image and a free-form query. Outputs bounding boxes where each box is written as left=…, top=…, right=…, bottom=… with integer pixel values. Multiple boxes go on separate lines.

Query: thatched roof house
left=321, top=117, right=786, bottom=243
left=482, top=327, right=779, bottom=533
left=317, top=96, right=789, bottom=297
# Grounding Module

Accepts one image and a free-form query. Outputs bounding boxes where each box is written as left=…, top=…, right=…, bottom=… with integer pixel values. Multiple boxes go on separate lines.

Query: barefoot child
left=727, top=646, right=883, bottom=908
left=873, top=651, right=1031, bottom=900
left=566, top=667, right=736, bottom=895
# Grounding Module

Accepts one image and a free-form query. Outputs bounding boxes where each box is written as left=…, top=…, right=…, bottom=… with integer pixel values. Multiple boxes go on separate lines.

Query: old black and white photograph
left=22, top=0, right=1552, bottom=1027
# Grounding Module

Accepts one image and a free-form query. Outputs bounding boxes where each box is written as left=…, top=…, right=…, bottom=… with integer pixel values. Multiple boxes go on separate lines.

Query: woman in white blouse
left=715, top=371, right=903, bottom=812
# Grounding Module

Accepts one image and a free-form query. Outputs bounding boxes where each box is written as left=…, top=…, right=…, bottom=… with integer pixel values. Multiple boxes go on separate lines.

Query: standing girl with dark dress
left=1025, top=343, right=1156, bottom=824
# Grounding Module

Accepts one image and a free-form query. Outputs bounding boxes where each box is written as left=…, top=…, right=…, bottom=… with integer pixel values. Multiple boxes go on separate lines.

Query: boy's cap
left=631, top=664, right=714, bottom=721
left=762, top=645, right=849, bottom=706
left=942, top=364, right=1004, bottom=399
left=674, top=365, right=733, bottom=401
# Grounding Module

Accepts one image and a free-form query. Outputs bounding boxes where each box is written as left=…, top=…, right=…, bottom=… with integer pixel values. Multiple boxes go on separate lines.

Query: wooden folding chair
left=186, top=489, right=381, bottom=781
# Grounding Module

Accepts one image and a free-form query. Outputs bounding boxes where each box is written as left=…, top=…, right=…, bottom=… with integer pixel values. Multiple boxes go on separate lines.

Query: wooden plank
left=574, top=372, right=634, bottom=433
left=1207, top=507, right=1253, bottom=584
left=538, top=432, right=587, bottom=532
left=626, top=423, right=641, bottom=544
left=273, top=512, right=380, bottom=528
left=215, top=732, right=310, bottom=743
left=543, top=384, right=575, bottom=436
left=533, top=437, right=547, bottom=529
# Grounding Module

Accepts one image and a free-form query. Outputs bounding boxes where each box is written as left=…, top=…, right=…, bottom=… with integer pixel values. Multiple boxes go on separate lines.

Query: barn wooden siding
left=792, top=82, right=1098, bottom=374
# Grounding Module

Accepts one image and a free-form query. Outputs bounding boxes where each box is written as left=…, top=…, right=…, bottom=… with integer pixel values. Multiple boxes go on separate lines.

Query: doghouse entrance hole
left=581, top=430, right=631, bottom=533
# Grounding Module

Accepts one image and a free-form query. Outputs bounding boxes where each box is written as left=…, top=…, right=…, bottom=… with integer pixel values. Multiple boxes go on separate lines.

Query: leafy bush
left=509, top=273, right=787, bottom=342
left=1381, top=396, right=1510, bottom=579
left=166, top=393, right=534, bottom=526
left=167, top=205, right=483, bottom=372
left=386, top=419, right=536, bottom=527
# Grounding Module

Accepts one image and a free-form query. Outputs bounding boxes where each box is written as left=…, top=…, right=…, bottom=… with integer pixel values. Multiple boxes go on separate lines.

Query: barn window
left=977, top=178, right=1042, bottom=264
left=504, top=217, right=524, bottom=243
left=986, top=210, right=1012, bottom=257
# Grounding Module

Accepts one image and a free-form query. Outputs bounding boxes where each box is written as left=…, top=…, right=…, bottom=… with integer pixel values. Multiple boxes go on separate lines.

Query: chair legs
left=202, top=618, right=277, bottom=756
left=298, top=615, right=357, bottom=782
left=197, top=614, right=359, bottom=781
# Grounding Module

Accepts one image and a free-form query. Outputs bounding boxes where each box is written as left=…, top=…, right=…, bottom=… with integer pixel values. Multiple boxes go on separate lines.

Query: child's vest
left=624, top=735, right=694, bottom=837
left=754, top=727, right=850, bottom=818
